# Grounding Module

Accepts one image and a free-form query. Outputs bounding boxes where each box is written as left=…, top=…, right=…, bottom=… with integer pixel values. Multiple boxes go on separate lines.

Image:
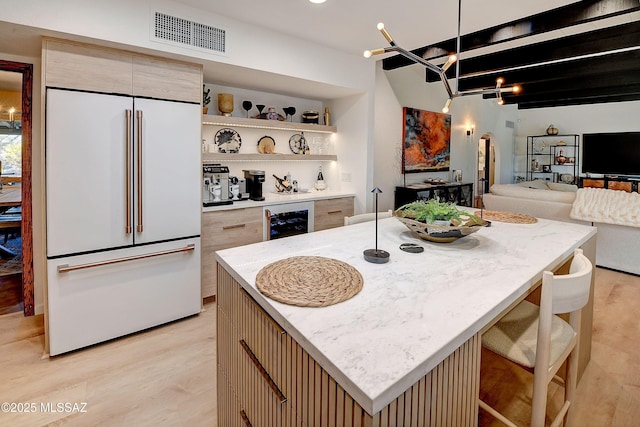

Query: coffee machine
left=229, top=176, right=250, bottom=201
left=203, top=164, right=233, bottom=206
left=243, top=170, right=265, bottom=201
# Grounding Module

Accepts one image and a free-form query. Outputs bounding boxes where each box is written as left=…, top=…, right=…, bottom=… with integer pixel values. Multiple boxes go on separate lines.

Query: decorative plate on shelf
left=215, top=128, right=242, bottom=153
left=533, top=140, right=546, bottom=154
left=289, top=133, right=307, bottom=154
left=257, top=135, right=276, bottom=154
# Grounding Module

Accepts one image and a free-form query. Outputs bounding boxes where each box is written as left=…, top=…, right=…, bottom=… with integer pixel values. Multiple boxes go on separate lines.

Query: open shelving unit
left=526, top=134, right=580, bottom=184
left=202, top=114, right=338, bottom=162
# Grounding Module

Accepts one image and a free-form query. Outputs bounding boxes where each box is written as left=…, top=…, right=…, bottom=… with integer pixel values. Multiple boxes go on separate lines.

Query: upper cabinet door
left=44, top=38, right=202, bottom=103
left=133, top=98, right=202, bottom=245
left=132, top=55, right=202, bottom=103
left=44, top=39, right=133, bottom=94
left=46, top=89, right=134, bottom=257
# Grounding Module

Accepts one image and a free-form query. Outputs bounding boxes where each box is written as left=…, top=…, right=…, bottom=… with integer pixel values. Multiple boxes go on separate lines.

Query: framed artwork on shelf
left=402, top=107, right=451, bottom=173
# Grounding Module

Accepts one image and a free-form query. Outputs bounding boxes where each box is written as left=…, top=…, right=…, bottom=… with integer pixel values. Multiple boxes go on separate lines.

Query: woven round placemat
left=256, top=256, right=363, bottom=307
left=474, top=210, right=538, bottom=224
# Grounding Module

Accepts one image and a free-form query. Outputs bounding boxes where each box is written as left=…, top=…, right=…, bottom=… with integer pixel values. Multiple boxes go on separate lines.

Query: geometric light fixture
left=364, top=23, right=458, bottom=105
left=364, top=0, right=520, bottom=113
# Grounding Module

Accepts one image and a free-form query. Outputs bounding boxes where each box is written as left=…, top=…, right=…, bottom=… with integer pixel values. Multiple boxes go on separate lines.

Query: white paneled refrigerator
left=45, top=88, right=202, bottom=356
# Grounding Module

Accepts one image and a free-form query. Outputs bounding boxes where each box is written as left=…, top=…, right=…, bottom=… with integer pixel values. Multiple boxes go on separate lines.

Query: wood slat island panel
left=217, top=267, right=481, bottom=427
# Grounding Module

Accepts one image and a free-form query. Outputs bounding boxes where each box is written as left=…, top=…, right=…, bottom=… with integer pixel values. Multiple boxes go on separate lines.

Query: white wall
left=373, top=63, right=517, bottom=211
left=514, top=101, right=640, bottom=180
left=1, top=0, right=372, bottom=94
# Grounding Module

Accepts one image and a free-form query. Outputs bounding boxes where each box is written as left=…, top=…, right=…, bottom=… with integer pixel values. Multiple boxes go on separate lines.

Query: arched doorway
left=0, top=60, right=33, bottom=316
left=476, top=134, right=496, bottom=208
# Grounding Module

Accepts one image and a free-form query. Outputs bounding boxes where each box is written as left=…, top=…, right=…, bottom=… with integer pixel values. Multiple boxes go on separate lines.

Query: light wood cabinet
left=132, top=54, right=201, bottom=102
left=314, top=196, right=354, bottom=231
left=201, top=207, right=263, bottom=298
left=44, top=39, right=133, bottom=95
left=217, top=266, right=481, bottom=427
left=44, top=38, right=201, bottom=103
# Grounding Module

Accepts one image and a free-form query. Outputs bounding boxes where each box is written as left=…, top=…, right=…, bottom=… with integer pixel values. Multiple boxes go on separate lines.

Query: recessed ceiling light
left=309, top=0, right=326, bottom=4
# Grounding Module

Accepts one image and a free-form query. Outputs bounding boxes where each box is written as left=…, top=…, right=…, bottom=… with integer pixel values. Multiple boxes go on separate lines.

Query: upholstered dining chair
left=344, top=210, right=392, bottom=226
left=480, top=248, right=593, bottom=427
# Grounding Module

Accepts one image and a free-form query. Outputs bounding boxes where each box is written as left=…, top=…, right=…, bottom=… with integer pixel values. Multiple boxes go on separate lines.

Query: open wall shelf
left=202, top=114, right=336, bottom=134
left=203, top=153, right=337, bottom=162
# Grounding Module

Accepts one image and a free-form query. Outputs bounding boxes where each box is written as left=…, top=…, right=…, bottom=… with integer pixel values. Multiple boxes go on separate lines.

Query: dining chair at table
left=479, top=248, right=593, bottom=427
left=344, top=210, right=393, bottom=226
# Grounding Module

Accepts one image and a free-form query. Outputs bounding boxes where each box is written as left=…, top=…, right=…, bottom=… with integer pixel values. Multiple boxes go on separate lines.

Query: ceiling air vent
left=154, top=12, right=226, bottom=53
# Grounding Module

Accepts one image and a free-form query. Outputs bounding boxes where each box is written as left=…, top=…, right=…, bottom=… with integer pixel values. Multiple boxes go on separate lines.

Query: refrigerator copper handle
left=57, top=244, right=195, bottom=273
left=136, top=110, right=143, bottom=233
left=125, top=110, right=132, bottom=234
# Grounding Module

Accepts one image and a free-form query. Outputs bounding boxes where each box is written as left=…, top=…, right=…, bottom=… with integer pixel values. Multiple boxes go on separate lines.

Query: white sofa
left=483, top=180, right=640, bottom=276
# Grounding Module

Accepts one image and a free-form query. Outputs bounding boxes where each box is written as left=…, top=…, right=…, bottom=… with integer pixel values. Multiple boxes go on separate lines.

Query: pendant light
left=364, top=0, right=520, bottom=112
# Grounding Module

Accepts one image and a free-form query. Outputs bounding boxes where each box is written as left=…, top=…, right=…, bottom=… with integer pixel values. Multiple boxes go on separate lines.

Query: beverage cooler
left=263, top=201, right=314, bottom=240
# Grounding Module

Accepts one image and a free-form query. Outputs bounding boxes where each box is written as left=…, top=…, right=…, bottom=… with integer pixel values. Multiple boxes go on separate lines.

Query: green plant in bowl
left=394, top=199, right=488, bottom=242
left=395, top=198, right=481, bottom=226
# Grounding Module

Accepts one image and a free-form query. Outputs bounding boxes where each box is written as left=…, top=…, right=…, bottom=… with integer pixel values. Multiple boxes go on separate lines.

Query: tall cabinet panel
left=133, top=98, right=201, bottom=244
left=46, top=89, right=133, bottom=257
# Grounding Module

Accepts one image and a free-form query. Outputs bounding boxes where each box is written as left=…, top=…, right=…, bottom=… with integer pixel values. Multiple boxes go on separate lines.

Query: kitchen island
left=216, top=215, right=596, bottom=426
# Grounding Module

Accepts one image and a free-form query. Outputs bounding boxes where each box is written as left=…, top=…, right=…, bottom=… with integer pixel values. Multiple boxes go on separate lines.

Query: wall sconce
left=466, top=125, right=474, bottom=136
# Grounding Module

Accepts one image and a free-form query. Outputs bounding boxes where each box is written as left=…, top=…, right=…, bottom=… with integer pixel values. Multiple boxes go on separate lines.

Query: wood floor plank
left=0, top=267, right=638, bottom=426
left=480, top=267, right=640, bottom=427
left=0, top=304, right=216, bottom=427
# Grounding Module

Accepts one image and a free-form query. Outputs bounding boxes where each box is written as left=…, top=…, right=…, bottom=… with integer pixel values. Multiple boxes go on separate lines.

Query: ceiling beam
left=382, top=0, right=640, bottom=71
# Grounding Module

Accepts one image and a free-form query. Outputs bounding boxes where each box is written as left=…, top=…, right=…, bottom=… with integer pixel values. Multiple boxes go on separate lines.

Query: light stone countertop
left=215, top=215, right=597, bottom=414
left=202, top=189, right=355, bottom=212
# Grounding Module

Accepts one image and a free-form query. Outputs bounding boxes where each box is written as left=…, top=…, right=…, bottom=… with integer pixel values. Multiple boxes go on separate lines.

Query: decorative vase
left=546, top=124, right=559, bottom=135
left=218, top=93, right=234, bottom=117
left=556, top=150, right=566, bottom=165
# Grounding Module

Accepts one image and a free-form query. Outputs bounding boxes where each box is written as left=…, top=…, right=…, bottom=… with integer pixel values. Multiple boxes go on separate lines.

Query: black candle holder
left=364, top=187, right=390, bottom=264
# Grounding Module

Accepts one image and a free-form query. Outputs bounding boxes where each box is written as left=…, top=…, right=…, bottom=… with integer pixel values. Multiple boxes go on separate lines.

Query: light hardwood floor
left=0, top=267, right=638, bottom=426
left=479, top=267, right=640, bottom=427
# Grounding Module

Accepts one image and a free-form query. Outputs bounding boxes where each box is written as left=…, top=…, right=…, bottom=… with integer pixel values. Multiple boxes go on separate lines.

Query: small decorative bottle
left=315, top=166, right=326, bottom=191
left=324, top=107, right=331, bottom=126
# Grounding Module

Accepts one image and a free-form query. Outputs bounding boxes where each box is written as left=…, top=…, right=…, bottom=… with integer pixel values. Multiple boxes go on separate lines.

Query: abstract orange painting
left=402, top=107, right=451, bottom=173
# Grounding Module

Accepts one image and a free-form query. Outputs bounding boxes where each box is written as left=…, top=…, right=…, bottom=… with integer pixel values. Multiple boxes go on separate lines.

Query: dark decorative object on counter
left=364, top=187, right=390, bottom=264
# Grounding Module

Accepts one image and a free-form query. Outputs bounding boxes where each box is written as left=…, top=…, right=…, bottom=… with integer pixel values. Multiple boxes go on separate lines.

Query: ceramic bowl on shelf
left=560, top=174, right=574, bottom=183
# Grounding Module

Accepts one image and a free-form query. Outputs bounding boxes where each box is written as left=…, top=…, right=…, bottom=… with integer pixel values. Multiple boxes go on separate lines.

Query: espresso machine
left=243, top=170, right=265, bottom=201
left=203, top=164, right=233, bottom=206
